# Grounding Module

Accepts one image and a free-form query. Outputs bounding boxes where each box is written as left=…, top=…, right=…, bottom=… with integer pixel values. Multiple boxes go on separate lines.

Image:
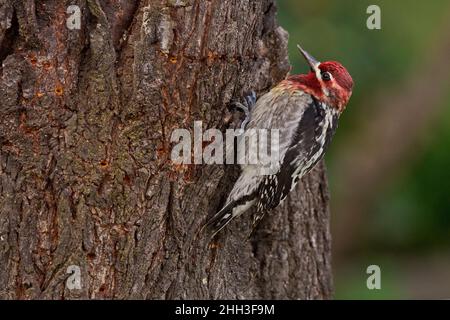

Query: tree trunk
left=0, top=0, right=332, bottom=299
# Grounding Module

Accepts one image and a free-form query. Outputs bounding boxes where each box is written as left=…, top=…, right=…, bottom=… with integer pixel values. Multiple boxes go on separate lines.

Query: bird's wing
left=204, top=88, right=319, bottom=236
left=255, top=94, right=339, bottom=215
left=226, top=87, right=313, bottom=204
left=246, top=87, right=314, bottom=164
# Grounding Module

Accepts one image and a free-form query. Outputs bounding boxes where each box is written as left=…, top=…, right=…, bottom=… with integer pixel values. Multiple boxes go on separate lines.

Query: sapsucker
left=205, top=45, right=354, bottom=237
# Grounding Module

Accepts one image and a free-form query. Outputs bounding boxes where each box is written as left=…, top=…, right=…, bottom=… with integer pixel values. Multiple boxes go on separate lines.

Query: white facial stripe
left=313, top=62, right=322, bottom=80
left=313, top=63, right=329, bottom=96
left=314, top=65, right=334, bottom=97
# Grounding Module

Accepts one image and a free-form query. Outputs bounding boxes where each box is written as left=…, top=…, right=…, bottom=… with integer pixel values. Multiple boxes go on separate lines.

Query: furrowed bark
left=0, top=0, right=332, bottom=299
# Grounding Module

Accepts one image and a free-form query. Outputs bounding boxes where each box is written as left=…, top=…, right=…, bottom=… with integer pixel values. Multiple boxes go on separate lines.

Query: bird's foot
left=228, top=91, right=257, bottom=130
left=244, top=91, right=257, bottom=111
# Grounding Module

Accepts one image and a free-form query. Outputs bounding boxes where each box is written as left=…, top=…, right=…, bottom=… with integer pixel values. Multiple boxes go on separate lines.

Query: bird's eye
left=321, top=72, right=332, bottom=81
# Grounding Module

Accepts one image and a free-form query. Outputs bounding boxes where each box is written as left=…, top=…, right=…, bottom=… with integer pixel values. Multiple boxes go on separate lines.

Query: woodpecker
left=205, top=45, right=354, bottom=237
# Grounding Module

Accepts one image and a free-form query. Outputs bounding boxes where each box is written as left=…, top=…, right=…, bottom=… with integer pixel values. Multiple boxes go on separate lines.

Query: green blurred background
left=277, top=0, right=450, bottom=299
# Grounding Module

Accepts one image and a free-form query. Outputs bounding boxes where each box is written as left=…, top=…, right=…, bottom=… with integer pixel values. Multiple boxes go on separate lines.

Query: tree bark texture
left=0, top=0, right=333, bottom=299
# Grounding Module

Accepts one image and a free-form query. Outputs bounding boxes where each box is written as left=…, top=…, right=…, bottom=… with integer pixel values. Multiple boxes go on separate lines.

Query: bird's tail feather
left=203, top=201, right=236, bottom=238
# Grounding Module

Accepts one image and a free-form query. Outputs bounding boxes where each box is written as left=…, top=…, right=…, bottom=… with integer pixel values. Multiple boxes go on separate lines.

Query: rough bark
left=0, top=0, right=332, bottom=299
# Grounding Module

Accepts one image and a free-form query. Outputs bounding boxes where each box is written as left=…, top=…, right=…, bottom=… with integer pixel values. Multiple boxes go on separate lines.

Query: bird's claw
left=228, top=91, right=257, bottom=130
left=244, top=91, right=257, bottom=111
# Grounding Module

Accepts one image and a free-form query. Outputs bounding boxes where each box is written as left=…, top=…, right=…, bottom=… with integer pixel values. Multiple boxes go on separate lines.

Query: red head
left=289, top=45, right=354, bottom=112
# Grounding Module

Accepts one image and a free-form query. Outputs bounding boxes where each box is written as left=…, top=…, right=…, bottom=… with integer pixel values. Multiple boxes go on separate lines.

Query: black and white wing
left=205, top=88, right=317, bottom=236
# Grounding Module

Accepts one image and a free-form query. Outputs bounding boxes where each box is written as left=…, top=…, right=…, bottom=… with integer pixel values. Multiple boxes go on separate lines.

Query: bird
left=204, top=44, right=354, bottom=237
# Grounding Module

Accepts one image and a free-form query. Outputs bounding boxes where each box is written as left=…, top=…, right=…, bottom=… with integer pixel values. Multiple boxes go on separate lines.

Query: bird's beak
left=297, top=44, right=320, bottom=72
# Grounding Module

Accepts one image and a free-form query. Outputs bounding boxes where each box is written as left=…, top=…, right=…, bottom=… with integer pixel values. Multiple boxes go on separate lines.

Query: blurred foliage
left=277, top=0, right=450, bottom=298
left=371, top=92, right=450, bottom=250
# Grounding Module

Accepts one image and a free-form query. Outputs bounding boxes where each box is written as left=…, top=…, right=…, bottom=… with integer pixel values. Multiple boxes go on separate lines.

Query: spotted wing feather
left=206, top=87, right=337, bottom=235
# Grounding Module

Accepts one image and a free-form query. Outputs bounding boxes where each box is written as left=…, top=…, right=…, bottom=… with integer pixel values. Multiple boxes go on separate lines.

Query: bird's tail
left=203, top=201, right=237, bottom=238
